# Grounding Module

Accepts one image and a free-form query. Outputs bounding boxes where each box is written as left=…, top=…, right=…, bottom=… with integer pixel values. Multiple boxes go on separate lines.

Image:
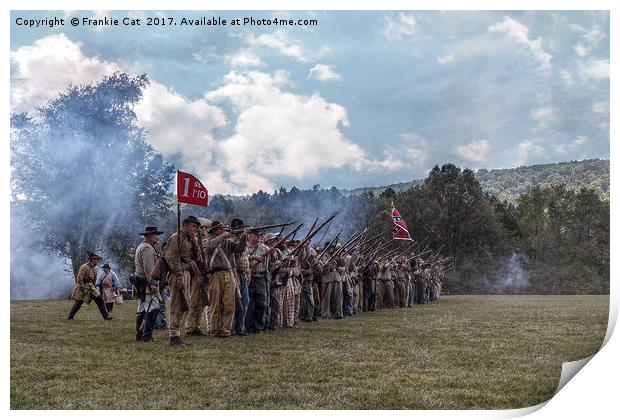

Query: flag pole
left=177, top=170, right=181, bottom=256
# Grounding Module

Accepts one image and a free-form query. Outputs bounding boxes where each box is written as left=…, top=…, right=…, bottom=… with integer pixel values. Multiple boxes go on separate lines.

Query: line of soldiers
left=129, top=216, right=447, bottom=347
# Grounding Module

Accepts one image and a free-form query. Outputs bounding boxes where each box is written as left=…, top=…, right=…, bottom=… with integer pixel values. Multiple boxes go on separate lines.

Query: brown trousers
left=357, top=281, right=364, bottom=312
left=185, top=278, right=205, bottom=333
left=207, top=271, right=236, bottom=337
left=312, top=283, right=321, bottom=317
left=169, top=271, right=191, bottom=338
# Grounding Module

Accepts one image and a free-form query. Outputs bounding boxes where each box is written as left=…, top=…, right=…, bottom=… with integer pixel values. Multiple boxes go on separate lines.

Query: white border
left=4, top=1, right=616, bottom=419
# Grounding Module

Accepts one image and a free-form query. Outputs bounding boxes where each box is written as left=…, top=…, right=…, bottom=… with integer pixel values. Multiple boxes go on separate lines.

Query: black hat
left=103, top=263, right=111, bottom=269
left=230, top=218, right=247, bottom=230
left=87, top=251, right=102, bottom=260
left=208, top=220, right=227, bottom=233
left=182, top=216, right=200, bottom=226
left=139, top=226, right=164, bottom=235
left=249, top=228, right=265, bottom=235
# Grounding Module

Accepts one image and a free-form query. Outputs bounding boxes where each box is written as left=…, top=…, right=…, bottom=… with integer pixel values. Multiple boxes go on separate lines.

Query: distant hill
left=348, top=159, right=609, bottom=203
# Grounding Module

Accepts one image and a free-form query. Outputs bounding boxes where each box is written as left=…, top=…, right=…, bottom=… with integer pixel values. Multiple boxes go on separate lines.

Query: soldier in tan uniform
left=67, top=252, right=112, bottom=320
left=133, top=226, right=164, bottom=342
left=204, top=220, right=247, bottom=338
left=184, top=218, right=211, bottom=337
left=163, top=216, right=201, bottom=347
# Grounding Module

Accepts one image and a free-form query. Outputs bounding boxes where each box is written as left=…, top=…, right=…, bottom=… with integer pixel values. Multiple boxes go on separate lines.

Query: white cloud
left=579, top=59, right=610, bottom=81
left=388, top=133, right=430, bottom=165
left=436, top=53, right=456, bottom=64
left=454, top=140, right=491, bottom=164
left=592, top=101, right=609, bottom=117
left=517, top=140, right=545, bottom=164
left=488, top=16, right=552, bottom=70
left=205, top=70, right=401, bottom=193
left=574, top=43, right=588, bottom=57
left=531, top=106, right=556, bottom=131
left=559, top=69, right=574, bottom=86
left=10, top=33, right=120, bottom=112
left=11, top=34, right=230, bottom=192
left=531, top=107, right=555, bottom=121
left=383, top=13, right=417, bottom=40
left=244, top=30, right=317, bottom=62
left=91, top=10, right=110, bottom=32
left=133, top=82, right=227, bottom=177
left=555, top=136, right=587, bottom=154
left=193, top=46, right=219, bottom=63
left=226, top=49, right=264, bottom=68
left=308, top=64, right=341, bottom=81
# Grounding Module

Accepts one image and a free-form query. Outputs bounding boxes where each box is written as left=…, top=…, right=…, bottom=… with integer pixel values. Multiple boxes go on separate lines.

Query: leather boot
left=136, top=311, right=146, bottom=341
left=94, top=296, right=112, bottom=320
left=141, top=309, right=160, bottom=342
left=67, top=300, right=82, bottom=319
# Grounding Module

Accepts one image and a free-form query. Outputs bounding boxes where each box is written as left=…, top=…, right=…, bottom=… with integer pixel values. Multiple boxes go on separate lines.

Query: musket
left=357, top=232, right=383, bottom=250
left=272, top=223, right=304, bottom=250
left=359, top=236, right=384, bottom=257
left=344, top=228, right=367, bottom=252
left=394, top=241, right=417, bottom=259
left=411, top=236, right=429, bottom=255
left=324, top=230, right=360, bottom=264
left=360, top=240, right=392, bottom=269
left=229, top=221, right=295, bottom=234
left=314, top=229, right=342, bottom=264
left=248, top=223, right=305, bottom=276
left=290, top=212, right=339, bottom=256
left=346, top=227, right=367, bottom=250
left=411, top=248, right=432, bottom=260
left=316, top=213, right=337, bottom=246
left=411, top=242, right=430, bottom=258
left=302, top=218, right=319, bottom=242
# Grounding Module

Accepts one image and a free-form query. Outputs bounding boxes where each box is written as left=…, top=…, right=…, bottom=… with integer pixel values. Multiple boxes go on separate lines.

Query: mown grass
left=10, top=295, right=608, bottom=410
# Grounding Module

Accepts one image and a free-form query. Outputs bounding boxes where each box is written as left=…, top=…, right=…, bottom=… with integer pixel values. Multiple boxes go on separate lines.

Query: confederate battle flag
left=391, top=204, right=413, bottom=241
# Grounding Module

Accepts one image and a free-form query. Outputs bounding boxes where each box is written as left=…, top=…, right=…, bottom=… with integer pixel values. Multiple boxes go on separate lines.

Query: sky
left=10, top=10, right=610, bottom=195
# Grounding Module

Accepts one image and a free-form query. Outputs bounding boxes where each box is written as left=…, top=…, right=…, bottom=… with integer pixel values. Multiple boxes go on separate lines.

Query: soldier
left=384, top=261, right=396, bottom=308
left=184, top=218, right=210, bottom=337
left=245, top=227, right=272, bottom=333
left=133, top=226, right=164, bottom=342
left=67, top=252, right=112, bottom=320
left=280, top=252, right=299, bottom=328
left=311, top=246, right=322, bottom=322
left=266, top=234, right=284, bottom=330
left=320, top=244, right=342, bottom=318
left=288, top=240, right=303, bottom=326
left=415, top=259, right=425, bottom=304
left=230, top=219, right=250, bottom=337
left=376, top=260, right=389, bottom=309
left=299, top=244, right=316, bottom=322
left=163, top=216, right=201, bottom=347
left=204, top=220, right=247, bottom=338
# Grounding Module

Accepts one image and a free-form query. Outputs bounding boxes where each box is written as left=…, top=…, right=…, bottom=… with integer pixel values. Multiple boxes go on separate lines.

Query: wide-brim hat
left=87, top=252, right=102, bottom=260
left=103, top=263, right=111, bottom=269
left=139, top=226, right=164, bottom=235
left=198, top=218, right=212, bottom=229
left=208, top=220, right=227, bottom=233
left=230, top=218, right=247, bottom=230
left=264, top=233, right=278, bottom=242
left=182, top=216, right=200, bottom=227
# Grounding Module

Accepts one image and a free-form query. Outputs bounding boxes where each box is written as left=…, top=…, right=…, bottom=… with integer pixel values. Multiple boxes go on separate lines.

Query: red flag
left=391, top=204, right=412, bottom=241
left=177, top=171, right=209, bottom=206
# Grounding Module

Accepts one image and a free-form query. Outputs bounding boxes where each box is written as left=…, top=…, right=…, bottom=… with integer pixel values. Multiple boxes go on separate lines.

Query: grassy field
left=10, top=295, right=608, bottom=410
